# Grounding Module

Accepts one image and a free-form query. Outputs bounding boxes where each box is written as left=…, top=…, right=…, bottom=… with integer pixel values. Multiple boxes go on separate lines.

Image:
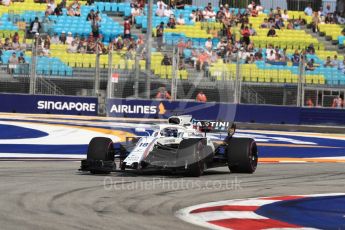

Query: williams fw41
left=80, top=116, right=258, bottom=176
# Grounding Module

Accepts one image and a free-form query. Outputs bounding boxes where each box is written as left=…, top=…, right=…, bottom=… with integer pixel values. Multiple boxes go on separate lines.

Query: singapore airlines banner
left=106, top=98, right=237, bottom=121
left=0, top=93, right=98, bottom=116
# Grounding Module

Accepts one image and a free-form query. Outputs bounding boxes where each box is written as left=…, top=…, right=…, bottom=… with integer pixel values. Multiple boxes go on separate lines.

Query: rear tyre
left=87, top=137, right=115, bottom=174
left=226, top=138, right=258, bottom=173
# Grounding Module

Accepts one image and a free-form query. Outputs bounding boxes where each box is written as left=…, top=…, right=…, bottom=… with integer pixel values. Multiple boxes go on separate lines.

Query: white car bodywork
left=123, top=116, right=215, bottom=167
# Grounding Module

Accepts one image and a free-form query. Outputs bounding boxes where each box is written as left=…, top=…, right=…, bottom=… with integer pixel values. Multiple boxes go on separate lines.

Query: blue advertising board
left=0, top=93, right=98, bottom=116
left=106, top=98, right=237, bottom=121
left=107, top=98, right=345, bottom=125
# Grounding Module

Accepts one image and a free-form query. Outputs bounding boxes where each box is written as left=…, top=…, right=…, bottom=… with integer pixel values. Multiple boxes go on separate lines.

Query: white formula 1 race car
left=80, top=115, right=258, bottom=176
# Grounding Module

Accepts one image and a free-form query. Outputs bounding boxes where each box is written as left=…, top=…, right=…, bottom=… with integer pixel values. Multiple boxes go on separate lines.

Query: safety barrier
left=0, top=94, right=344, bottom=125
left=106, top=98, right=345, bottom=125
left=0, top=93, right=98, bottom=116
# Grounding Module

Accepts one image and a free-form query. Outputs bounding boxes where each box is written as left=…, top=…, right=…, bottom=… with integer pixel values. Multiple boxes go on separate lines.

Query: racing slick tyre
left=226, top=138, right=258, bottom=173
left=87, top=137, right=115, bottom=174
left=186, top=140, right=206, bottom=177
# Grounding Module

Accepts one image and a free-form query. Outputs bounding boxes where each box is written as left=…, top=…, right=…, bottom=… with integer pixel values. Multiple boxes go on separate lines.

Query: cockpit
left=160, top=127, right=179, bottom=137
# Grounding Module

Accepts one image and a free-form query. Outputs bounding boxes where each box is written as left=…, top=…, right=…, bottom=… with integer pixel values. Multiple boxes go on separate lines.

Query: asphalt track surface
left=0, top=161, right=344, bottom=230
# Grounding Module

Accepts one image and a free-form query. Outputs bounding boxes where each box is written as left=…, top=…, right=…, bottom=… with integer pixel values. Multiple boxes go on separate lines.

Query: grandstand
left=0, top=0, right=344, bottom=107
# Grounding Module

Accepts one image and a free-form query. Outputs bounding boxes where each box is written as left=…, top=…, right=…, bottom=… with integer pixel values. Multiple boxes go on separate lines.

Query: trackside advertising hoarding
left=106, top=98, right=237, bottom=121
left=0, top=93, right=98, bottom=116
left=107, top=98, right=345, bottom=125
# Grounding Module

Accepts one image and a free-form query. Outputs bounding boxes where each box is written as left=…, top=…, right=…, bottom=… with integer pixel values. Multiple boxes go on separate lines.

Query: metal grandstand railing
left=35, top=76, right=65, bottom=95
left=2, top=34, right=345, bottom=110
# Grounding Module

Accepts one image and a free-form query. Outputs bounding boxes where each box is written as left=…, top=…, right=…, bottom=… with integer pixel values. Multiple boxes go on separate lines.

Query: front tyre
left=226, top=138, right=258, bottom=173
left=87, top=137, right=115, bottom=174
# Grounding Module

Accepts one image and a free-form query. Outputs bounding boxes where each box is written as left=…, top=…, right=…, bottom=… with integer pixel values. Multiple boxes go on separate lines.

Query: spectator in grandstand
left=156, top=3, right=165, bottom=17
left=247, top=1, right=255, bottom=11
left=91, top=18, right=100, bottom=38
left=325, top=13, right=335, bottom=24
left=46, top=4, right=54, bottom=15
left=65, top=32, right=74, bottom=45
left=42, top=12, right=53, bottom=34
left=305, top=58, right=316, bottom=71
left=18, top=53, right=25, bottom=64
left=30, top=17, right=41, bottom=35
left=156, top=86, right=171, bottom=100
left=267, top=49, right=275, bottom=62
left=202, top=4, right=216, bottom=20
left=197, top=49, right=210, bottom=71
left=161, top=54, right=172, bottom=65
left=332, top=95, right=343, bottom=108
left=196, top=91, right=207, bottom=102
left=77, top=37, right=87, bottom=53
left=267, top=26, right=277, bottom=37
left=216, top=6, right=225, bottom=22
left=59, top=31, right=67, bottom=44
left=286, top=20, right=294, bottom=30
left=248, top=24, right=257, bottom=36
left=11, top=39, right=20, bottom=50
left=241, top=26, right=251, bottom=45
left=87, top=9, right=96, bottom=21
left=11, top=32, right=19, bottom=44
left=251, top=5, right=259, bottom=17
left=131, top=5, right=141, bottom=24
left=304, top=3, right=313, bottom=16
left=51, top=33, right=60, bottom=44
left=3, top=38, right=12, bottom=50
left=323, top=4, right=332, bottom=16
left=68, top=0, right=81, bottom=17
left=58, top=0, right=66, bottom=8
left=306, top=98, right=314, bottom=107
left=274, top=16, right=284, bottom=29
left=167, top=16, right=176, bottom=28
left=332, top=55, right=339, bottom=67
left=291, top=49, right=300, bottom=65
left=324, top=56, right=334, bottom=67
left=176, top=38, right=186, bottom=55
left=1, top=0, right=11, bottom=6
left=41, top=43, right=50, bottom=56
left=280, top=48, right=289, bottom=63
left=8, top=52, right=18, bottom=74
left=189, top=10, right=197, bottom=23
left=245, top=53, right=255, bottom=64
left=174, top=0, right=185, bottom=10
left=156, top=0, right=166, bottom=9
left=156, top=22, right=164, bottom=51
left=177, top=14, right=185, bottom=25
left=306, top=43, right=315, bottom=54
left=164, top=6, right=173, bottom=18
left=338, top=59, right=345, bottom=73
left=123, top=17, right=131, bottom=39
left=205, top=37, right=212, bottom=50
left=254, top=48, right=263, bottom=61
left=54, top=3, right=63, bottom=16
left=260, top=18, right=269, bottom=28
left=282, top=10, right=289, bottom=21
left=43, top=36, right=51, bottom=49
left=311, top=11, right=321, bottom=33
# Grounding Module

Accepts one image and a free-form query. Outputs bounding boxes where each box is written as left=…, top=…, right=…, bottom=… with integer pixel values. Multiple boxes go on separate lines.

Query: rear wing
left=191, top=119, right=236, bottom=136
